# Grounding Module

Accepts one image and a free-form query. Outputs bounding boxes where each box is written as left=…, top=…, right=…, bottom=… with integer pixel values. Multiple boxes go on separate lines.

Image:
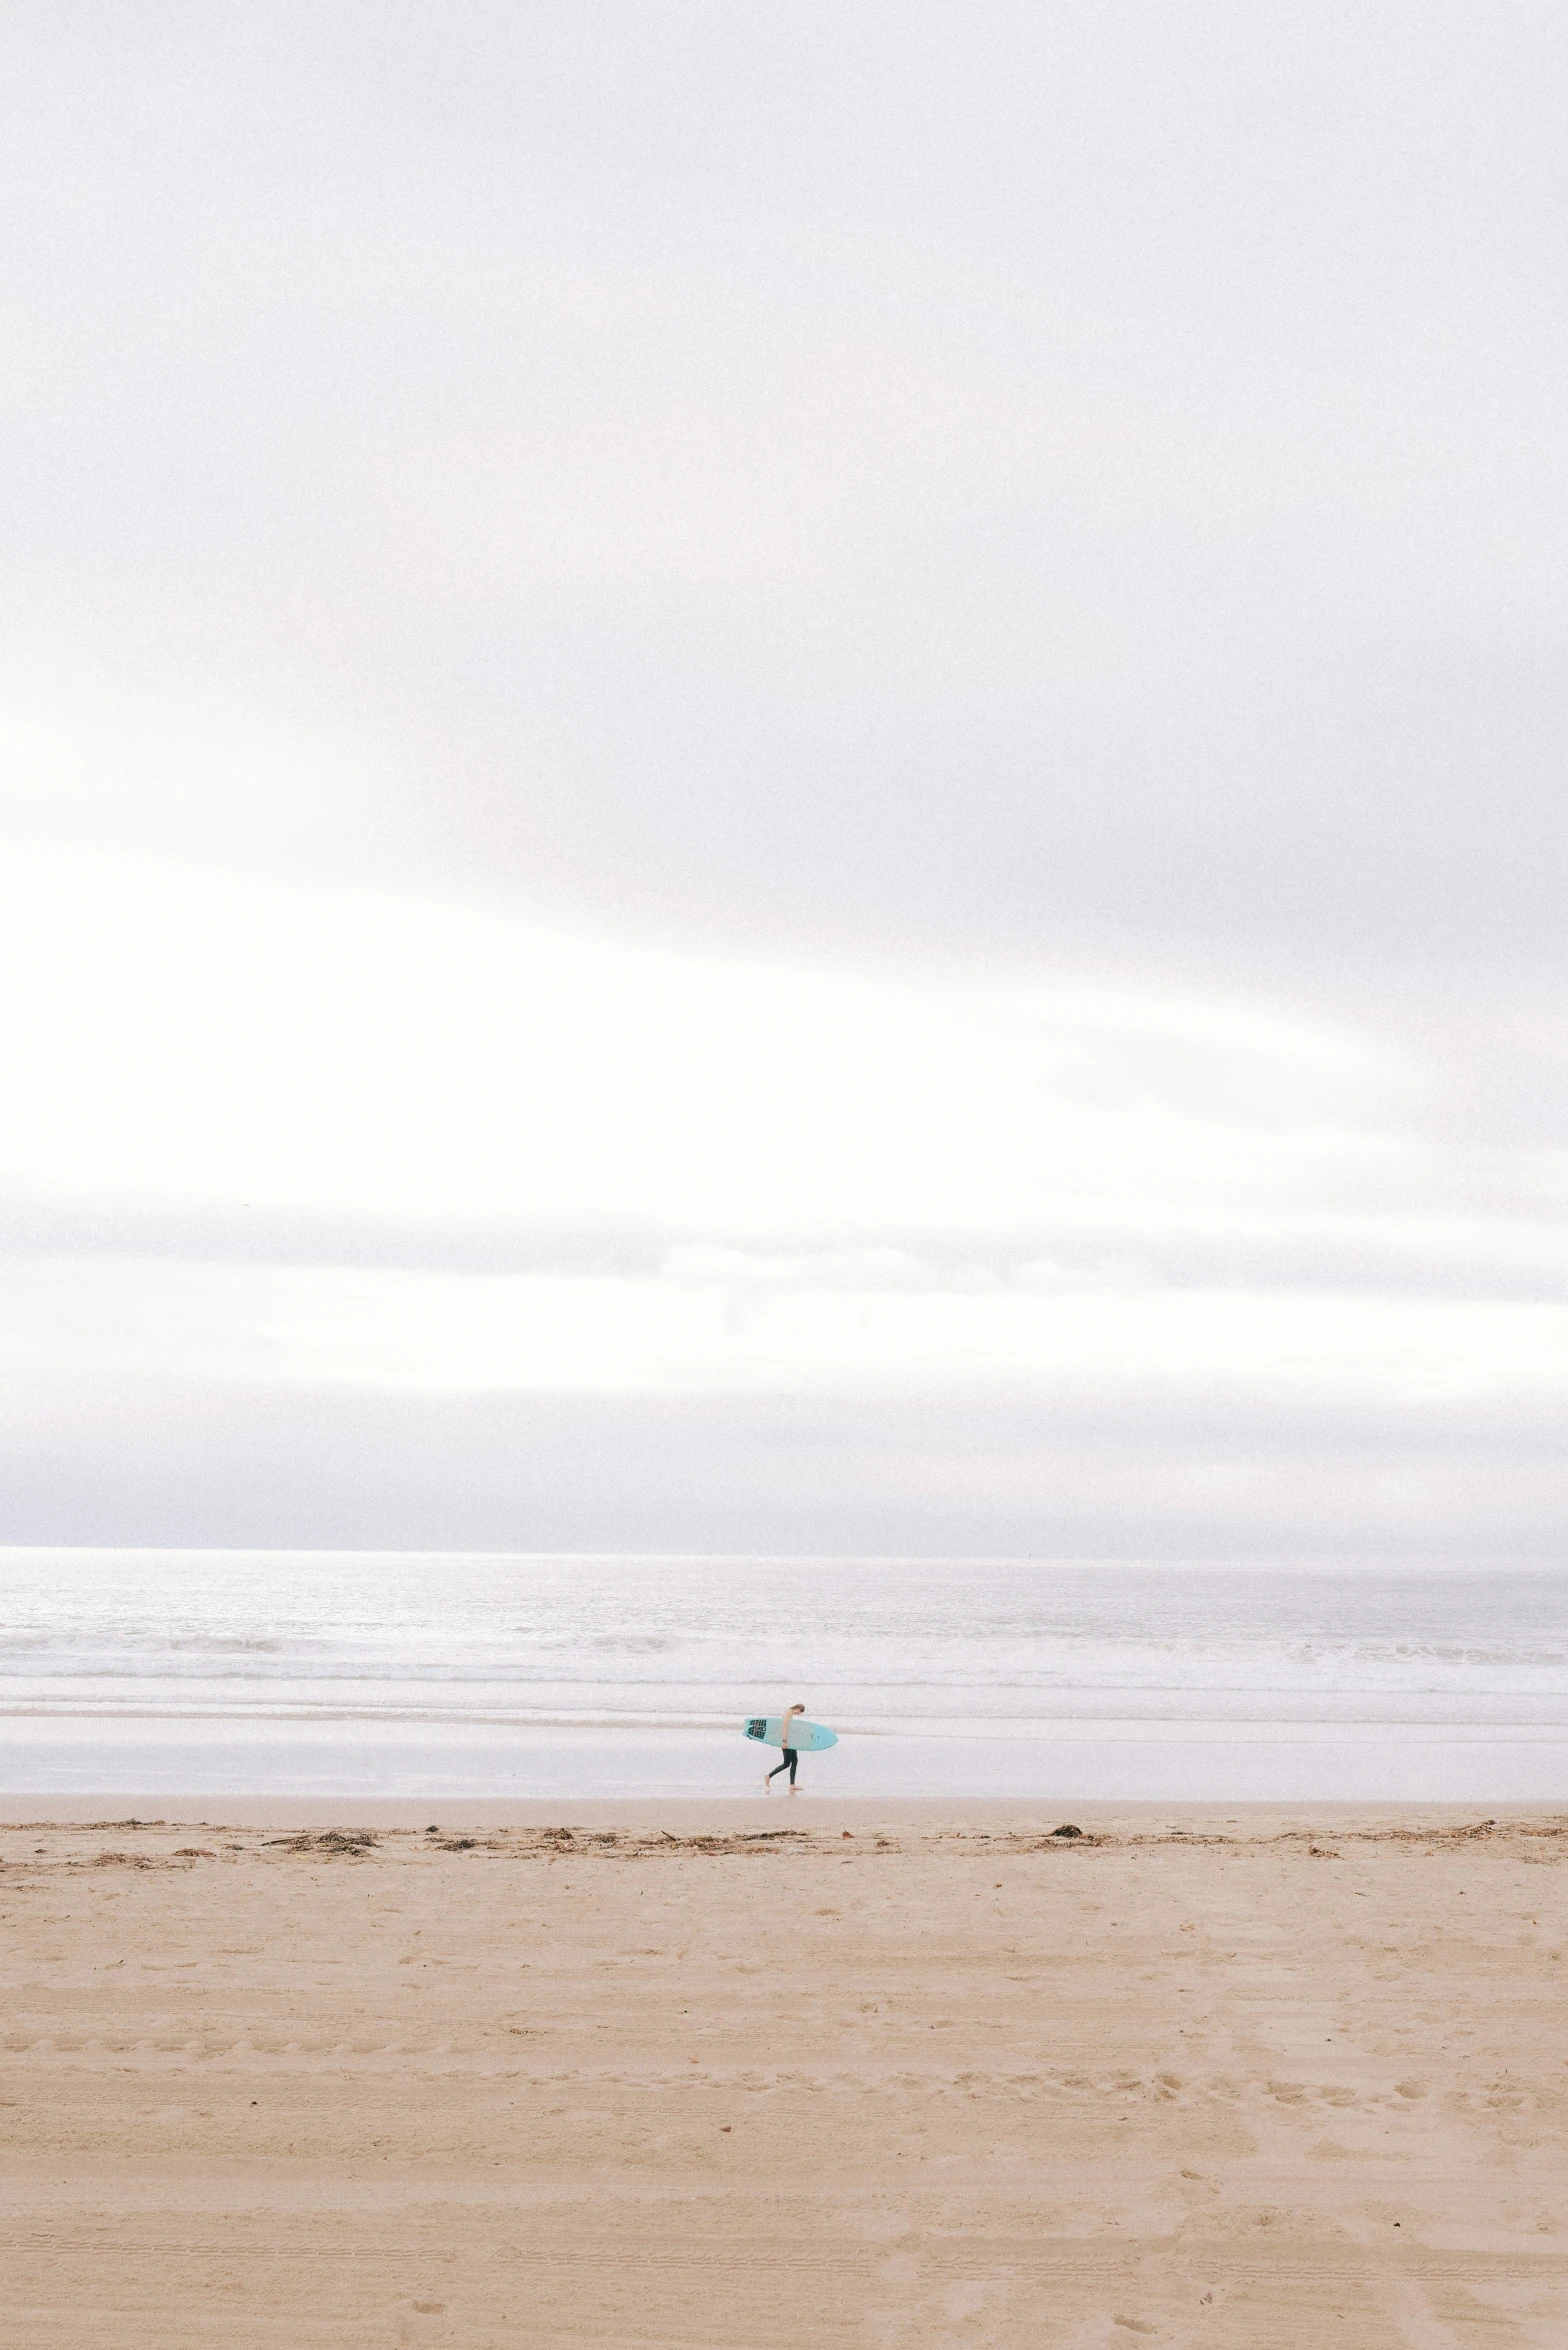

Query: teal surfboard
left=744, top=1715, right=839, bottom=1753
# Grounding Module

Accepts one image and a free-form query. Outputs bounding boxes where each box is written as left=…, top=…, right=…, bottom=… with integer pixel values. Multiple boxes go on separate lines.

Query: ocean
left=2, top=1549, right=1566, bottom=1801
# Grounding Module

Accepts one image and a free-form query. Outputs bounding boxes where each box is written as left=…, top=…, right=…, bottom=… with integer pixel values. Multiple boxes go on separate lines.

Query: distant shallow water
left=1, top=1549, right=1567, bottom=1799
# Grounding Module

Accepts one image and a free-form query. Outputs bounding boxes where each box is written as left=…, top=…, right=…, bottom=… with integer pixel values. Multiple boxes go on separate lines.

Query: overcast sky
left=5, top=4, right=1568, bottom=1553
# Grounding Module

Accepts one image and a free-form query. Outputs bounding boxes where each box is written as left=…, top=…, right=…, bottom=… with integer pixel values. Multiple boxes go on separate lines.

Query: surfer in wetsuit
left=765, top=1704, right=807, bottom=1791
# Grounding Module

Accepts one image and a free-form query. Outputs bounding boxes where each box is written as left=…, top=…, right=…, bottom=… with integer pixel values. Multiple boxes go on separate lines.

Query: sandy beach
left=3, top=1801, right=1566, bottom=2347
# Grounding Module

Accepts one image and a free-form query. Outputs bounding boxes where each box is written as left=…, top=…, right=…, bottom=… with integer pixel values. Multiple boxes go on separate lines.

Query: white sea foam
left=1, top=1550, right=1565, bottom=1798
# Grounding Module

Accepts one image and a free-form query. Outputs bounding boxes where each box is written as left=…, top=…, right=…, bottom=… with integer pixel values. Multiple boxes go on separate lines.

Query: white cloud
left=6, top=1251, right=1568, bottom=1410
left=2, top=842, right=1566, bottom=1431
left=0, top=841, right=1394, bottom=1237
left=6, top=11, right=1568, bottom=1551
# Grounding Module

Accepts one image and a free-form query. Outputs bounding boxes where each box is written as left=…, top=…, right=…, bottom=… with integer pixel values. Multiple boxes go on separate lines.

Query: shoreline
left=4, top=1790, right=1563, bottom=1830
left=10, top=1716, right=1568, bottom=1808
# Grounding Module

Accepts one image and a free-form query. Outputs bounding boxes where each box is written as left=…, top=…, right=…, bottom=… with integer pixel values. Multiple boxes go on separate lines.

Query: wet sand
left=3, top=1803, right=1566, bottom=2346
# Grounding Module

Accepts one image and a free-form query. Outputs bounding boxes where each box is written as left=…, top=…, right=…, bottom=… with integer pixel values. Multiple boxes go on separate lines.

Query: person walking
left=765, top=1704, right=807, bottom=1792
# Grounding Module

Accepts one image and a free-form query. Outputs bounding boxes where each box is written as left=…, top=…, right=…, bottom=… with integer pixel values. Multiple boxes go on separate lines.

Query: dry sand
left=3, top=1801, right=1566, bottom=2347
